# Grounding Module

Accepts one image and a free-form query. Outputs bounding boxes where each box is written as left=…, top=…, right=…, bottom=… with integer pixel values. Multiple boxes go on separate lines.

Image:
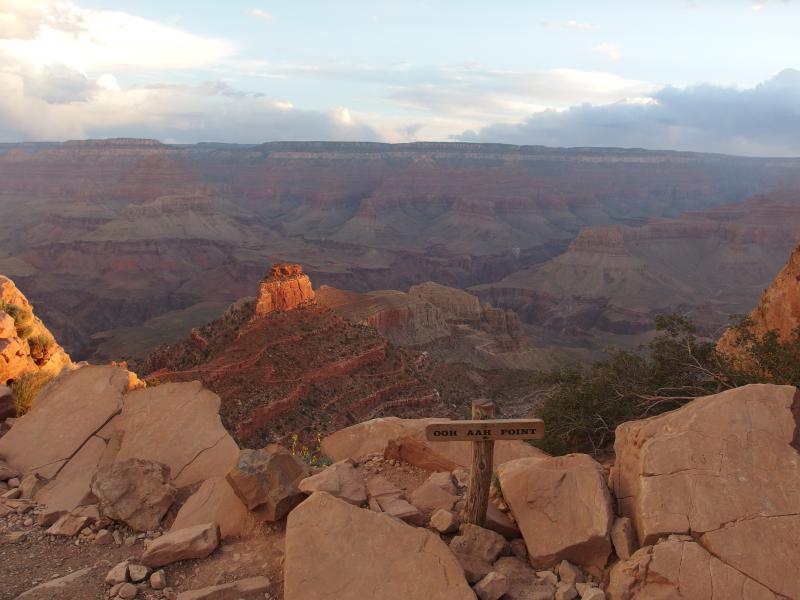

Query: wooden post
left=463, top=399, right=495, bottom=527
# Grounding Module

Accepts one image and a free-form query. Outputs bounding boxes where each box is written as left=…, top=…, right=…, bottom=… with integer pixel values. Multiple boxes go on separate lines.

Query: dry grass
left=11, top=371, right=54, bottom=416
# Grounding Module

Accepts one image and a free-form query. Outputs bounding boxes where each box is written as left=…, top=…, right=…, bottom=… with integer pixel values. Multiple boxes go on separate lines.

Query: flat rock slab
left=0, top=365, right=128, bottom=476
left=115, top=381, right=239, bottom=488
left=607, top=537, right=779, bottom=600
left=498, top=453, right=612, bottom=574
left=284, top=492, right=475, bottom=600
left=321, top=416, right=545, bottom=469
left=142, top=522, right=220, bottom=568
left=172, top=477, right=251, bottom=539
left=611, top=383, right=800, bottom=599
left=176, top=576, right=271, bottom=600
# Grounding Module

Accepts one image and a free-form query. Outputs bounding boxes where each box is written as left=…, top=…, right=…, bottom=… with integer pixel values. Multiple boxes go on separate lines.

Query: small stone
left=7, top=477, right=20, bottom=488
left=452, top=469, right=469, bottom=488
left=450, top=523, right=508, bottom=563
left=23, top=517, right=33, bottom=527
left=112, top=530, right=123, bottom=545
left=510, top=538, right=527, bottom=560
left=37, top=509, right=65, bottom=527
left=430, top=509, right=459, bottom=534
left=537, top=570, right=558, bottom=587
left=452, top=551, right=493, bottom=584
left=557, top=560, right=585, bottom=585
left=581, top=588, right=605, bottom=600
left=109, top=582, right=124, bottom=597
left=556, top=583, right=578, bottom=600
left=474, top=571, right=508, bottom=600
left=149, top=569, right=166, bottom=590
left=124, top=535, right=136, bottom=546
left=46, top=514, right=89, bottom=537
left=2, top=488, right=21, bottom=499
left=117, top=582, right=138, bottom=599
left=128, top=564, right=150, bottom=583
left=94, top=529, right=113, bottom=545
left=105, top=561, right=129, bottom=585
left=80, top=527, right=93, bottom=537
left=6, top=531, right=27, bottom=543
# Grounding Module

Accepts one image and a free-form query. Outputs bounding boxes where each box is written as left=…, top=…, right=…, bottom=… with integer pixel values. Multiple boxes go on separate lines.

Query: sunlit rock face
left=254, top=264, right=316, bottom=317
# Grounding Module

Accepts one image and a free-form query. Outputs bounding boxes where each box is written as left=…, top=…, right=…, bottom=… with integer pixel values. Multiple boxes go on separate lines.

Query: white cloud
left=592, top=42, right=622, bottom=61
left=0, top=1, right=377, bottom=143
left=248, top=8, right=274, bottom=21
left=541, top=20, right=596, bottom=31
left=0, top=0, right=235, bottom=72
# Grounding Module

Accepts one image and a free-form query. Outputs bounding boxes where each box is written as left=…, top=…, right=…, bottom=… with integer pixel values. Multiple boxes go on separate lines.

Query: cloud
left=455, top=69, right=800, bottom=156
left=248, top=8, right=274, bottom=21
left=541, top=20, right=596, bottom=30
left=0, top=69, right=381, bottom=142
left=0, top=0, right=234, bottom=72
left=0, top=2, right=378, bottom=142
left=592, top=42, right=622, bottom=61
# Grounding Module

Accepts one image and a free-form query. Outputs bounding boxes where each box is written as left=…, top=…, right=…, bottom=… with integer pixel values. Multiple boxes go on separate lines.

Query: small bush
left=27, top=333, right=54, bottom=365
left=11, top=371, right=54, bottom=416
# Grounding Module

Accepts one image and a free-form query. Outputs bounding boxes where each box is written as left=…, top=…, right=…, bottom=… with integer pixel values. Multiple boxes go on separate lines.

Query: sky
left=0, top=0, right=798, bottom=155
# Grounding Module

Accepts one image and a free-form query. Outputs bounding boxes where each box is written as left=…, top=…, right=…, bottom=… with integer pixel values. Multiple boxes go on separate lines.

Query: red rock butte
left=255, top=264, right=316, bottom=317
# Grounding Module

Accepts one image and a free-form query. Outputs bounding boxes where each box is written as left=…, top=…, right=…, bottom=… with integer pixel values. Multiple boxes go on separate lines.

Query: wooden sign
left=424, top=401, right=545, bottom=528
left=425, top=419, right=544, bottom=442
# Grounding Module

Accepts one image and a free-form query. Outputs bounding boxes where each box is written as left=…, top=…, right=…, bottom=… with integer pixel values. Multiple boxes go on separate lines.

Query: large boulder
left=0, top=365, right=128, bottom=478
left=171, top=477, right=251, bottom=539
left=498, top=454, right=612, bottom=574
left=226, top=445, right=308, bottom=522
left=298, top=459, right=366, bottom=506
left=91, top=458, right=177, bottom=531
left=141, top=522, right=220, bottom=568
left=322, top=416, right=544, bottom=469
left=284, top=492, right=475, bottom=600
left=607, top=537, right=779, bottom=600
left=114, top=381, right=239, bottom=488
left=611, top=384, right=800, bottom=599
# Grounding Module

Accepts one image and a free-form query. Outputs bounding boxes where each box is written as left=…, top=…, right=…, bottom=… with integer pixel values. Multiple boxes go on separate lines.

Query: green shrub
left=532, top=314, right=800, bottom=456
left=11, top=371, right=54, bottom=416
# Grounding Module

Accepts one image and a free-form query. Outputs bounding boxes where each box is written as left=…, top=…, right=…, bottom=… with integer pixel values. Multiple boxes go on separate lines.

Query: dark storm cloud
left=456, top=69, right=800, bottom=157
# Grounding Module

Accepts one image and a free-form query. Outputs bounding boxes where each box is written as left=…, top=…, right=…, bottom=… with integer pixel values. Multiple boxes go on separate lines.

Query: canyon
left=1, top=139, right=799, bottom=367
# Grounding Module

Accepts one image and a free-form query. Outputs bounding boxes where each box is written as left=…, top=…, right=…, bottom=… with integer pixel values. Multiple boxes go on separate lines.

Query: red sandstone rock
left=284, top=492, right=474, bottom=600
left=141, top=522, right=220, bottom=568
left=498, top=454, right=613, bottom=574
left=254, top=264, right=315, bottom=317
left=611, top=384, right=800, bottom=599
left=91, top=458, right=177, bottom=532
left=718, top=242, right=800, bottom=363
left=226, top=445, right=308, bottom=522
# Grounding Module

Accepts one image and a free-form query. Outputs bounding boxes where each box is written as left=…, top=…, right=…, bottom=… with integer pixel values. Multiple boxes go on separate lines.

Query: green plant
left=11, top=371, right=54, bottom=416
left=532, top=313, right=800, bottom=456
